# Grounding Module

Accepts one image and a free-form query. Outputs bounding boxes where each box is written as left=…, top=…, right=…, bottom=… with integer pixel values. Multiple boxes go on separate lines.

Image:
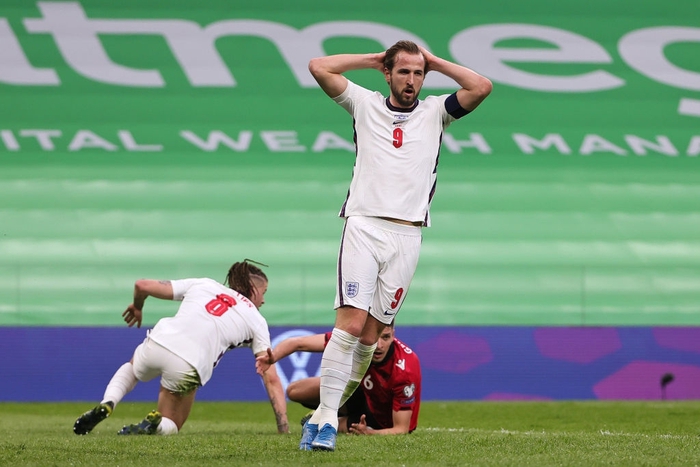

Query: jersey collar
left=385, top=97, right=419, bottom=113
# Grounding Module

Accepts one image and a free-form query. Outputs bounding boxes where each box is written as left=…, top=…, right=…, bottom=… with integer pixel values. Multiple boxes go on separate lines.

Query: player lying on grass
left=256, top=323, right=420, bottom=436
left=73, top=260, right=289, bottom=436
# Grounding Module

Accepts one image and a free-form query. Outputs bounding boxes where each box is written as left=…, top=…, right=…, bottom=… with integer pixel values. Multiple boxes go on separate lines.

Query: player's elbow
left=308, top=58, right=324, bottom=79
left=134, top=279, right=150, bottom=294
left=476, top=76, right=493, bottom=99
left=308, top=57, right=337, bottom=81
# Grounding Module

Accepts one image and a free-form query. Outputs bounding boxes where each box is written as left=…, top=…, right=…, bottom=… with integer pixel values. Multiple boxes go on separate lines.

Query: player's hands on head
left=122, top=304, right=143, bottom=328
left=373, top=51, right=387, bottom=72
left=417, top=46, right=435, bottom=72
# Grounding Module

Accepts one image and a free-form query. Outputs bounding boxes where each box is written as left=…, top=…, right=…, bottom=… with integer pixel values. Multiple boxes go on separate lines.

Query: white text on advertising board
left=1, top=129, right=699, bottom=156
left=1, top=1, right=698, bottom=100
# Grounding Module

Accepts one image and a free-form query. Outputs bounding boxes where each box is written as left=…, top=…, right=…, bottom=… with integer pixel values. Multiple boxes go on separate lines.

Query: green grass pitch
left=1, top=401, right=699, bottom=466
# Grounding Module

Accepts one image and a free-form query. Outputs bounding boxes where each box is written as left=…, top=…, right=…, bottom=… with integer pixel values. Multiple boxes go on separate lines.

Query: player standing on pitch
left=296, top=40, right=492, bottom=451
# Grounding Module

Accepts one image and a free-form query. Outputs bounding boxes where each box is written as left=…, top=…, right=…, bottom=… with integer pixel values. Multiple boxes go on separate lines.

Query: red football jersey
left=324, top=332, right=422, bottom=432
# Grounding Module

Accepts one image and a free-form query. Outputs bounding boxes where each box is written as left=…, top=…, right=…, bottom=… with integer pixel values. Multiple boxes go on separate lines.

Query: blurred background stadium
left=1, top=0, right=699, bottom=401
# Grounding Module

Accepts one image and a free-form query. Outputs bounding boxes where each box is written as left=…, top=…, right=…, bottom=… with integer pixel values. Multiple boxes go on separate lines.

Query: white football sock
left=339, top=341, right=376, bottom=407
left=157, top=416, right=179, bottom=435
left=309, top=328, right=358, bottom=429
left=101, top=362, right=138, bottom=408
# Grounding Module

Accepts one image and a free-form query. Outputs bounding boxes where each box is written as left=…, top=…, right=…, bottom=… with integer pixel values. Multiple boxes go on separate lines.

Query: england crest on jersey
left=345, top=281, right=359, bottom=298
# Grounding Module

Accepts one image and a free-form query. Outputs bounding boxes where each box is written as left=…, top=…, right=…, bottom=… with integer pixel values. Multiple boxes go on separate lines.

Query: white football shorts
left=334, top=216, right=422, bottom=325
left=132, top=335, right=201, bottom=395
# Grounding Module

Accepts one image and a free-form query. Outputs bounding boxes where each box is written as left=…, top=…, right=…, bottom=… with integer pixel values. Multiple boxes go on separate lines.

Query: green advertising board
left=1, top=0, right=698, bottom=326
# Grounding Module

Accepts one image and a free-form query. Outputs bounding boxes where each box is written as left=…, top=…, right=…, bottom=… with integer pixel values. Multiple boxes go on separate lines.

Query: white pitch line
left=423, top=427, right=690, bottom=439
left=678, top=98, right=700, bottom=117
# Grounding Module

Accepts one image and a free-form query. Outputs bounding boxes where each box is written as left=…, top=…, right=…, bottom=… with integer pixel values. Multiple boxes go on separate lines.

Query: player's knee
left=335, top=306, right=368, bottom=336
left=286, top=381, right=301, bottom=402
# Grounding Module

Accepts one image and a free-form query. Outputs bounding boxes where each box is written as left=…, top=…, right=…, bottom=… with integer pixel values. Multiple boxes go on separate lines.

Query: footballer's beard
left=390, top=82, right=418, bottom=108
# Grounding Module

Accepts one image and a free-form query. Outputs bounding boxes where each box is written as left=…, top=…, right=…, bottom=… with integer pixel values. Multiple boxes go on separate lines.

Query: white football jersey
left=147, top=278, right=270, bottom=385
left=334, top=80, right=459, bottom=227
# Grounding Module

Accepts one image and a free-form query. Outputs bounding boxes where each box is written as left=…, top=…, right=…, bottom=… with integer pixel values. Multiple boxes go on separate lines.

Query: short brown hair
left=384, top=40, right=424, bottom=72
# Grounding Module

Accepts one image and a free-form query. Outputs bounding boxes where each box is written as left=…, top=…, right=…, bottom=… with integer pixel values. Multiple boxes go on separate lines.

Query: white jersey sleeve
left=171, top=278, right=199, bottom=301
left=333, top=80, right=376, bottom=115
left=147, top=278, right=271, bottom=385
left=333, top=80, right=455, bottom=227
